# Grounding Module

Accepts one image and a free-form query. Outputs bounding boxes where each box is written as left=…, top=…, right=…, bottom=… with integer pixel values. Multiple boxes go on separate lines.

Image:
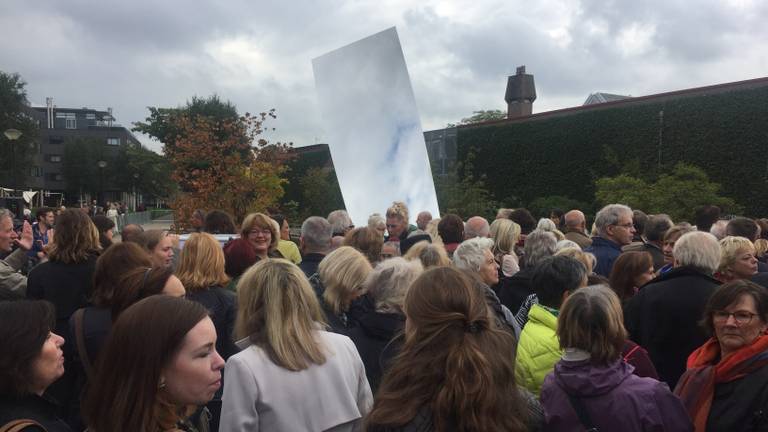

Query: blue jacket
left=585, top=237, right=623, bottom=277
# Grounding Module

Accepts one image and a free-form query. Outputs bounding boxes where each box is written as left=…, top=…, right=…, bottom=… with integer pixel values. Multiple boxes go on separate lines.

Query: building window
left=48, top=155, right=62, bottom=163
left=106, top=137, right=120, bottom=146
left=65, top=117, right=76, bottom=129
left=30, top=167, right=42, bottom=177
left=86, top=113, right=96, bottom=120
left=45, top=173, right=63, bottom=182
left=49, top=136, right=64, bottom=145
left=57, top=112, right=76, bottom=129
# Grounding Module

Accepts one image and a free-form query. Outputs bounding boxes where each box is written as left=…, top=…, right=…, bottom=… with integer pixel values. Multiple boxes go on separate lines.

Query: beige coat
left=220, top=330, right=372, bottom=432
left=0, top=248, right=27, bottom=295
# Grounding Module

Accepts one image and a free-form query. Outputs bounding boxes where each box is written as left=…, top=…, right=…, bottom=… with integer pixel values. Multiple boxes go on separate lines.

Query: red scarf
left=674, top=334, right=768, bottom=431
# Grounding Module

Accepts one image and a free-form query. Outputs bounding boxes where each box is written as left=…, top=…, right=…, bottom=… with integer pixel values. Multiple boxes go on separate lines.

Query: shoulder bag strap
left=0, top=419, right=46, bottom=432
left=566, top=393, right=599, bottom=432
left=73, top=308, right=95, bottom=381
left=623, top=344, right=641, bottom=362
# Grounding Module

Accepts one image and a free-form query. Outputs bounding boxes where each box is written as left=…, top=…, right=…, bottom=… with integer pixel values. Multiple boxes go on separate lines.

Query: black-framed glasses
left=713, top=310, right=758, bottom=325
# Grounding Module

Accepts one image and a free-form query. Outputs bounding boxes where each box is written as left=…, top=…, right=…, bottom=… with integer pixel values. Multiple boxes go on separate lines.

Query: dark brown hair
left=0, top=300, right=56, bottom=397
left=46, top=209, right=101, bottom=264
left=91, top=242, right=153, bottom=308
left=110, top=266, right=175, bottom=319
left=344, top=227, right=383, bottom=264
left=701, top=279, right=768, bottom=336
left=366, top=267, right=527, bottom=432
left=437, top=214, right=464, bottom=244
left=609, top=251, right=653, bottom=302
left=82, top=296, right=209, bottom=432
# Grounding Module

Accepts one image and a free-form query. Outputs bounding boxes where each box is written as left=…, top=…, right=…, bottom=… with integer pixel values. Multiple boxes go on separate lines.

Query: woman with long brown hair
left=366, top=266, right=541, bottom=432
left=82, top=295, right=224, bottom=432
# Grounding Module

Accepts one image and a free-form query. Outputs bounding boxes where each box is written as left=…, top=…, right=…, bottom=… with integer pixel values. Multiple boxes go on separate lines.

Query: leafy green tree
left=62, top=138, right=103, bottom=198
left=447, top=109, right=507, bottom=127
left=0, top=71, right=38, bottom=188
left=434, top=151, right=498, bottom=219
left=528, top=196, right=590, bottom=219
left=595, top=164, right=741, bottom=222
left=113, top=143, right=175, bottom=199
left=297, top=167, right=345, bottom=219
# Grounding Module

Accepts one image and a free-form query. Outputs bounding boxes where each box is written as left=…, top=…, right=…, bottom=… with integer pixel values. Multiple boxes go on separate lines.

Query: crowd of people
left=2, top=200, right=768, bottom=431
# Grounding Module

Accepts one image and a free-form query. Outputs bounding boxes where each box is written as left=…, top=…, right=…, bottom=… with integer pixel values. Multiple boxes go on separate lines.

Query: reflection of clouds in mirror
left=313, top=27, right=440, bottom=227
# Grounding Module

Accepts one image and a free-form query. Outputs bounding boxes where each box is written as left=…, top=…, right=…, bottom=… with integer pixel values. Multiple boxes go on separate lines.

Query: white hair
left=673, top=231, right=720, bottom=275
left=524, top=229, right=557, bottom=267
left=537, top=218, right=557, bottom=232
left=453, top=237, right=495, bottom=272
left=365, top=257, right=423, bottom=314
left=327, top=210, right=352, bottom=235
left=555, top=239, right=581, bottom=252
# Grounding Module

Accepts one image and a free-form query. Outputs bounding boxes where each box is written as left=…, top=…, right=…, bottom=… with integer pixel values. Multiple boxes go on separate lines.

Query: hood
left=357, top=311, right=404, bottom=340
left=553, top=359, right=634, bottom=397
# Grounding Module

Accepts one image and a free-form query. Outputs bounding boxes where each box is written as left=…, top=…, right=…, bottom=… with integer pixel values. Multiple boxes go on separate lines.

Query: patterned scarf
left=674, top=334, right=768, bottom=431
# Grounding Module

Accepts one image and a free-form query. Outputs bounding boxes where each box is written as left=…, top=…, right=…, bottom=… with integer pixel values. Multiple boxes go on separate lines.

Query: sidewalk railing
left=115, top=210, right=173, bottom=232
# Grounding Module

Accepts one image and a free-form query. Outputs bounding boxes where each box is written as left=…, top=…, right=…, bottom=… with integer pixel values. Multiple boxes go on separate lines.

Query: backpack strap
left=623, top=344, right=641, bottom=362
left=73, top=308, right=95, bottom=381
left=0, top=419, right=46, bottom=432
left=566, top=393, right=599, bottom=432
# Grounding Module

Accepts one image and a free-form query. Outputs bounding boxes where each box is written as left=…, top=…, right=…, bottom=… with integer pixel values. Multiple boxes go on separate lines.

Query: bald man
left=465, top=216, right=490, bottom=239
left=416, top=211, right=433, bottom=230
left=563, top=210, right=592, bottom=249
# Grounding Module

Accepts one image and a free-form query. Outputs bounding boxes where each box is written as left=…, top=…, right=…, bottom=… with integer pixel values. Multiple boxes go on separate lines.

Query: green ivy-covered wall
left=457, top=84, right=768, bottom=216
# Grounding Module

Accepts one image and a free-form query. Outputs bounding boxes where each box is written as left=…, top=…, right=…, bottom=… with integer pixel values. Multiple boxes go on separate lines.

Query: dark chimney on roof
left=505, top=65, right=536, bottom=119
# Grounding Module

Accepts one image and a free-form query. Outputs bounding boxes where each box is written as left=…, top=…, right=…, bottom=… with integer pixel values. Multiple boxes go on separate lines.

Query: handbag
left=0, top=419, right=47, bottom=432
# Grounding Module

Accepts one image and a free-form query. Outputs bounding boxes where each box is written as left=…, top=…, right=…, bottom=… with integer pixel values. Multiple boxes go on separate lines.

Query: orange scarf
left=674, top=334, right=768, bottom=431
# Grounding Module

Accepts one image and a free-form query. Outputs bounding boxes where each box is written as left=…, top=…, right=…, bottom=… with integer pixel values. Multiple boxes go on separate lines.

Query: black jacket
left=494, top=267, right=534, bottom=315
left=186, top=286, right=239, bottom=360
left=347, top=298, right=404, bottom=394
left=707, top=361, right=768, bottom=432
left=26, top=254, right=98, bottom=429
left=624, top=266, right=720, bottom=388
left=299, top=253, right=325, bottom=279
left=0, top=395, right=73, bottom=431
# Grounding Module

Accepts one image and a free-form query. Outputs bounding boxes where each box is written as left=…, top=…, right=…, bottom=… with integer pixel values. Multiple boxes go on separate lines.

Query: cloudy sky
left=1, top=0, right=766, bottom=153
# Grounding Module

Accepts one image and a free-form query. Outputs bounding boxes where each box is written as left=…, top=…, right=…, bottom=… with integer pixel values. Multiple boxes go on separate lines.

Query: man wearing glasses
left=586, top=204, right=636, bottom=277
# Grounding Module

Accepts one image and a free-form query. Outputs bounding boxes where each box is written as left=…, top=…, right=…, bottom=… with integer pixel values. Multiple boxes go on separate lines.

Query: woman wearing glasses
left=675, top=280, right=768, bottom=431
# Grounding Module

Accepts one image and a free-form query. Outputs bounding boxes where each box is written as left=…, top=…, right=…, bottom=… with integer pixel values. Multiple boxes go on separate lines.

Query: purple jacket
left=541, top=359, right=693, bottom=432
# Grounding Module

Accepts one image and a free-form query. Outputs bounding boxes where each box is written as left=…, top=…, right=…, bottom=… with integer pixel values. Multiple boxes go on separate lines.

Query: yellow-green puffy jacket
left=515, top=303, right=561, bottom=395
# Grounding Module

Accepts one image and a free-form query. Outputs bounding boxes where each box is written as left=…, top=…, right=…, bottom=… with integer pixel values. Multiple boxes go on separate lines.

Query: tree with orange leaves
left=134, top=96, right=291, bottom=230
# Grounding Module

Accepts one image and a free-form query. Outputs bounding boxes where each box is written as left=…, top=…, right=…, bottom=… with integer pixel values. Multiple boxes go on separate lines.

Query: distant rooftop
left=583, top=92, right=632, bottom=105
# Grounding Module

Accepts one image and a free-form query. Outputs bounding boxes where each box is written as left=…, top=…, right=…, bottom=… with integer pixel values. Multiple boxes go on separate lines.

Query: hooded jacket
left=515, top=304, right=561, bottom=395
left=541, top=359, right=693, bottom=432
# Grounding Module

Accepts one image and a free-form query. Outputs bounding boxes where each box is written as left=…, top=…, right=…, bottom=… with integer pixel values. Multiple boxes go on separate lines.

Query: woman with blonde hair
left=716, top=236, right=758, bottom=282
left=344, top=227, right=384, bottom=265
left=403, top=240, right=451, bottom=268
left=176, top=232, right=238, bottom=429
left=220, top=259, right=372, bottom=431
left=313, top=246, right=373, bottom=333
left=541, top=285, right=690, bottom=431
left=239, top=212, right=282, bottom=261
left=366, top=267, right=541, bottom=431
left=490, top=218, right=522, bottom=278
left=137, top=229, right=175, bottom=268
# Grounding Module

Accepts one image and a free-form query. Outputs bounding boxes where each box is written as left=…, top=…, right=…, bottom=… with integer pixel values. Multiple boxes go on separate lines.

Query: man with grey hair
left=709, top=219, right=728, bottom=240
left=464, top=216, right=490, bottom=239
left=327, top=209, right=353, bottom=237
left=625, top=231, right=721, bottom=388
left=624, top=214, right=672, bottom=270
left=299, top=216, right=333, bottom=279
left=563, top=210, right=592, bottom=249
left=0, top=209, right=33, bottom=294
left=415, top=211, right=432, bottom=231
left=586, top=204, right=635, bottom=277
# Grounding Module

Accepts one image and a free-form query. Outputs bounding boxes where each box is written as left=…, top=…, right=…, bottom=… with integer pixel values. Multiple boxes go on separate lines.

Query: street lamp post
left=97, top=160, right=107, bottom=206
left=132, top=173, right=139, bottom=212
left=4, top=128, right=23, bottom=196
